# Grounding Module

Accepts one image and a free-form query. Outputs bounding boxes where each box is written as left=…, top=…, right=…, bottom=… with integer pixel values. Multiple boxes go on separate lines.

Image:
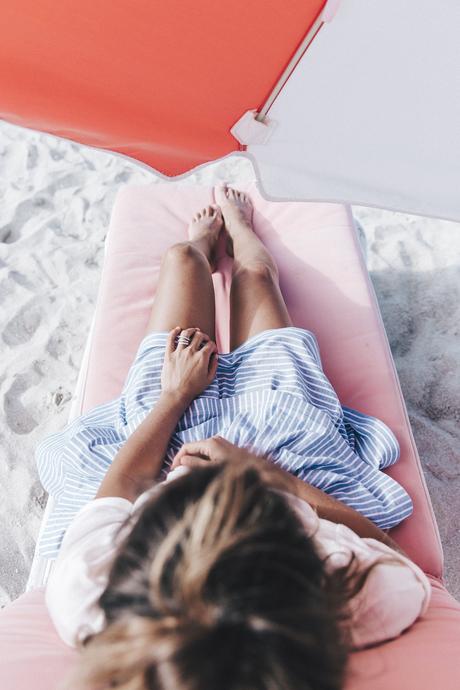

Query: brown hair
left=66, top=457, right=393, bottom=690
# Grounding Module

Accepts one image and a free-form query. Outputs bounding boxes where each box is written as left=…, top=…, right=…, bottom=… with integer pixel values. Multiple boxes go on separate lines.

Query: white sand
left=0, top=119, right=459, bottom=606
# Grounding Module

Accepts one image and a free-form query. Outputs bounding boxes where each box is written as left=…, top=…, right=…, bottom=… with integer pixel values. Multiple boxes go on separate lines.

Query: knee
left=164, top=242, right=205, bottom=265
left=233, top=260, right=279, bottom=284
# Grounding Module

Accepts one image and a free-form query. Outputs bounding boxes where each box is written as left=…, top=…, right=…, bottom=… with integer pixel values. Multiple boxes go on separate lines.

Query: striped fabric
left=36, top=327, right=413, bottom=559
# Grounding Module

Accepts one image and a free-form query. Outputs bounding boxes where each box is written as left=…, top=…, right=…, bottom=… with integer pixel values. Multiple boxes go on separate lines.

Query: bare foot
left=214, top=185, right=253, bottom=257
left=188, top=205, right=224, bottom=271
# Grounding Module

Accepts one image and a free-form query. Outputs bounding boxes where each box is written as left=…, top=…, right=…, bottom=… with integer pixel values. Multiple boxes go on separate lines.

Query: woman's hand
left=170, top=437, right=292, bottom=486
left=171, top=434, right=409, bottom=556
left=171, top=436, right=254, bottom=470
left=161, top=327, right=218, bottom=407
left=171, top=436, right=309, bottom=494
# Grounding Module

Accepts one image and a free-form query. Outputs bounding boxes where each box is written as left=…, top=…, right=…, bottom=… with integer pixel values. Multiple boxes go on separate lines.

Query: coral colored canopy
left=0, top=0, right=327, bottom=175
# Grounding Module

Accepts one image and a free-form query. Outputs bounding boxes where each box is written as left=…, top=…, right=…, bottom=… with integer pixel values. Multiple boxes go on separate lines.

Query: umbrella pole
left=256, top=13, right=324, bottom=122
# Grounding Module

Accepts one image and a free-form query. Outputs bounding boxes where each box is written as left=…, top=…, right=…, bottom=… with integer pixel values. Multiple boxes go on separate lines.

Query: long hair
left=65, top=456, right=393, bottom=690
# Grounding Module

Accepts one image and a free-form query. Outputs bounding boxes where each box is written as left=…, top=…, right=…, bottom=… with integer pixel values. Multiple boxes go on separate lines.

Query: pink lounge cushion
left=1, top=584, right=459, bottom=690
left=0, top=590, right=78, bottom=687
left=78, top=182, right=442, bottom=576
left=345, top=578, right=460, bottom=689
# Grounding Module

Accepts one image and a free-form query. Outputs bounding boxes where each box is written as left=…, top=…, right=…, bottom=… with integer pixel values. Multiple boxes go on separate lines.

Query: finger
left=208, top=350, right=219, bottom=380
left=171, top=447, right=210, bottom=468
left=167, top=327, right=181, bottom=354
left=189, top=329, right=209, bottom=352
left=170, top=454, right=180, bottom=469
left=173, top=441, right=208, bottom=463
left=171, top=451, right=198, bottom=469
left=175, top=440, right=214, bottom=462
left=176, top=327, right=198, bottom=351
left=209, top=435, right=229, bottom=450
left=201, top=341, right=218, bottom=370
left=179, top=456, right=214, bottom=469
left=199, top=340, right=217, bottom=360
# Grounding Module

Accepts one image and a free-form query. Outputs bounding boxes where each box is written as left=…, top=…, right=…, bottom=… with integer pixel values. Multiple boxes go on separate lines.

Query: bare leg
left=215, top=185, right=292, bottom=351
left=144, top=205, right=223, bottom=341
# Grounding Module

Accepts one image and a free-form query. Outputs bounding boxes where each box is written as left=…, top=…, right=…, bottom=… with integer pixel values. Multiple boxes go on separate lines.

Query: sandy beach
left=0, top=118, right=459, bottom=606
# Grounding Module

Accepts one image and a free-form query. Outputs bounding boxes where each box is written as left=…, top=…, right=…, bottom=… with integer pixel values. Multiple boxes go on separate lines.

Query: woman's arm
left=96, top=327, right=218, bottom=502
left=95, top=391, right=189, bottom=501
left=172, top=437, right=408, bottom=557
left=285, top=474, right=408, bottom=556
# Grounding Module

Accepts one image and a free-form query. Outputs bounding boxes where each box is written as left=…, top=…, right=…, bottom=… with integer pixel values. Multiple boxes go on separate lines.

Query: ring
left=177, top=334, right=192, bottom=346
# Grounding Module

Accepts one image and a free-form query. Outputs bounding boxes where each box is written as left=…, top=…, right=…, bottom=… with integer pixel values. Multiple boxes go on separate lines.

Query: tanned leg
left=215, top=185, right=292, bottom=350
left=144, top=205, right=224, bottom=341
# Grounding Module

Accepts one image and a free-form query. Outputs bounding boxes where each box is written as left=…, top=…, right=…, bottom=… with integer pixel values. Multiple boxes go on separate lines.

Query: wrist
left=159, top=390, right=191, bottom=412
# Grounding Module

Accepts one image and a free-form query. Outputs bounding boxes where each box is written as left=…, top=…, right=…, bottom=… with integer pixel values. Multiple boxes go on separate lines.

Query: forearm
left=290, top=475, right=407, bottom=556
left=96, top=392, right=188, bottom=502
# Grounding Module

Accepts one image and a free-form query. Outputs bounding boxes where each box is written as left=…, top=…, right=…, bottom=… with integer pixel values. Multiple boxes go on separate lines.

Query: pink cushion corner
left=79, top=181, right=442, bottom=577
left=1, top=584, right=459, bottom=690
left=0, top=590, right=78, bottom=687
left=345, top=578, right=460, bottom=689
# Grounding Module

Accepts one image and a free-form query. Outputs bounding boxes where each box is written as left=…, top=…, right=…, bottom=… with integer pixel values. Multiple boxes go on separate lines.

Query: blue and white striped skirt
left=36, top=326, right=413, bottom=559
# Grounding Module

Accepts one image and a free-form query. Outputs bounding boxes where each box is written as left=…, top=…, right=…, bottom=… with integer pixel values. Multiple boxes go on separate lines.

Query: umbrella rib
left=256, top=12, right=325, bottom=122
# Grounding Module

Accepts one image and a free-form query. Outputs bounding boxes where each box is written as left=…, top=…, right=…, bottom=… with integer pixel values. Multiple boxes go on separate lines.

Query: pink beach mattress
left=1, top=182, right=459, bottom=690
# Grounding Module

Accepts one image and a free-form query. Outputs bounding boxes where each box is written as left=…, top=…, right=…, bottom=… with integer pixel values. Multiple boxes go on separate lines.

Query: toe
left=215, top=184, right=227, bottom=201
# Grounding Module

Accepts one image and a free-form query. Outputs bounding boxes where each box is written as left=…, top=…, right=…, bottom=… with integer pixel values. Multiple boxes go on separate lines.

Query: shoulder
left=45, top=473, right=184, bottom=647
left=345, top=537, right=432, bottom=648
left=45, top=494, right=145, bottom=647
left=321, top=523, right=432, bottom=648
left=277, top=491, right=432, bottom=649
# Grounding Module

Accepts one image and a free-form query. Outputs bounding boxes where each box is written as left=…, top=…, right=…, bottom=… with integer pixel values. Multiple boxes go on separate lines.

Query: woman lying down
left=37, top=186, right=430, bottom=690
